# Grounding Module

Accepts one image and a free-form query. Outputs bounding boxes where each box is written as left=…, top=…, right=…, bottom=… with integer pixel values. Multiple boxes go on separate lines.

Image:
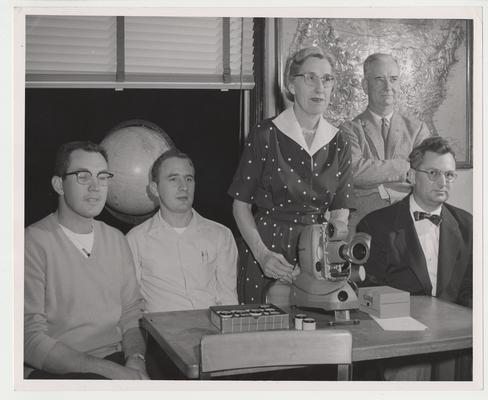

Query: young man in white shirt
left=126, top=148, right=238, bottom=379
left=126, top=148, right=238, bottom=313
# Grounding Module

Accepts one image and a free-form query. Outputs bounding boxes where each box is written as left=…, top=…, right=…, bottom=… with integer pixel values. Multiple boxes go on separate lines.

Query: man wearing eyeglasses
left=24, top=141, right=149, bottom=380
left=356, top=137, right=472, bottom=381
left=357, top=136, right=472, bottom=306
left=340, top=53, right=431, bottom=232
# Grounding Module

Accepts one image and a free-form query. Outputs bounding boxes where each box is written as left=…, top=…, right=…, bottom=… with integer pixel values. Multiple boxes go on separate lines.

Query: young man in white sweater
left=24, top=141, right=148, bottom=380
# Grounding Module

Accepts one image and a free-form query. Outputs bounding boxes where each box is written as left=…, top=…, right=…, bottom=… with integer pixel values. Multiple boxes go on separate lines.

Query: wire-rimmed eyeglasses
left=293, top=72, right=335, bottom=88
left=414, top=168, right=457, bottom=183
left=63, top=170, right=114, bottom=186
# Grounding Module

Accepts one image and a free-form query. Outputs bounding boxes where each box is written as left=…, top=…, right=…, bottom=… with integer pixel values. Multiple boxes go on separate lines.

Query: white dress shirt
left=369, top=109, right=409, bottom=204
left=368, top=108, right=393, bottom=125
left=126, top=209, right=238, bottom=312
left=409, top=196, right=441, bottom=296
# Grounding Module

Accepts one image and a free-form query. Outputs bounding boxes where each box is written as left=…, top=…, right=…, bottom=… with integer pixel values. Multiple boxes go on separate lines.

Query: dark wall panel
left=25, top=89, right=242, bottom=233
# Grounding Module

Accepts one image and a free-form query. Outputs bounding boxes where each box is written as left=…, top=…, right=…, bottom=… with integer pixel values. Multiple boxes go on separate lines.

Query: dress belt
left=256, top=208, right=327, bottom=225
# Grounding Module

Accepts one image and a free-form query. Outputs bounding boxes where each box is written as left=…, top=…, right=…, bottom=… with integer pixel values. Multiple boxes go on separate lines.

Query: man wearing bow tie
left=356, top=136, right=472, bottom=381
left=357, top=136, right=472, bottom=307
left=340, top=53, right=430, bottom=232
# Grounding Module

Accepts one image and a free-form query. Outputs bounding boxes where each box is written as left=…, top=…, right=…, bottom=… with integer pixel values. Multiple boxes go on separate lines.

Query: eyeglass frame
left=414, top=168, right=458, bottom=183
left=293, top=72, right=335, bottom=88
left=62, top=170, right=114, bottom=186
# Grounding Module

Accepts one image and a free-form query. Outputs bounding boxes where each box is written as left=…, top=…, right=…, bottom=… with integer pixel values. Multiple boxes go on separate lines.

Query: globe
left=100, top=120, right=174, bottom=225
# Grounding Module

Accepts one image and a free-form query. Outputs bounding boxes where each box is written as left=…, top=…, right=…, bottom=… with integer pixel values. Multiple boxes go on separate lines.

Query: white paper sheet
left=371, top=315, right=428, bottom=331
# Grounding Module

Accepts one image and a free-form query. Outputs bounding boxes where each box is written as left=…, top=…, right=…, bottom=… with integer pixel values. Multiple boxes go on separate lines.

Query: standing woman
left=228, top=46, right=354, bottom=304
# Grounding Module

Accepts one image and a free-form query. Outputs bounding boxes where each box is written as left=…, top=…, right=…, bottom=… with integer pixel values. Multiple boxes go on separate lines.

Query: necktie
left=414, top=211, right=442, bottom=226
left=381, top=117, right=389, bottom=141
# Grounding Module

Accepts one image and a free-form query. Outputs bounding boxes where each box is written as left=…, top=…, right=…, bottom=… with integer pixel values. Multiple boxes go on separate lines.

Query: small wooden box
left=358, top=286, right=410, bottom=318
left=209, top=304, right=289, bottom=333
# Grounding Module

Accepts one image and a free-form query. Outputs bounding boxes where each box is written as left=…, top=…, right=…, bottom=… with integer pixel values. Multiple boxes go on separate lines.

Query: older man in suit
left=357, top=136, right=472, bottom=380
left=340, top=53, right=431, bottom=231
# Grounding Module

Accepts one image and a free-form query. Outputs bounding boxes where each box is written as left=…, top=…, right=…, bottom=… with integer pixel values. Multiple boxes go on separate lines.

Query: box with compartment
left=358, top=286, right=410, bottom=318
left=209, top=303, right=289, bottom=333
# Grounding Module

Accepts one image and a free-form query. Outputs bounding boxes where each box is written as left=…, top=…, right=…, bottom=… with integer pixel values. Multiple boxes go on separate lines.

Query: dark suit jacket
left=356, top=195, right=472, bottom=307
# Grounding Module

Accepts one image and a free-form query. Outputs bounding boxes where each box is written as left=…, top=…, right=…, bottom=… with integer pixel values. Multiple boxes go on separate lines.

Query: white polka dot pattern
left=228, top=118, right=354, bottom=303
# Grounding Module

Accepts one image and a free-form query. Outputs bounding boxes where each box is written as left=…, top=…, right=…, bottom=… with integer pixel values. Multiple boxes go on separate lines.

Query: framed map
left=277, top=18, right=473, bottom=168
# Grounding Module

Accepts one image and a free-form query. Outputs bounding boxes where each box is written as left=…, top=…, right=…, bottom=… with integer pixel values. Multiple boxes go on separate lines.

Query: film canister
left=302, top=317, right=316, bottom=330
left=294, top=314, right=307, bottom=330
left=219, top=311, right=233, bottom=318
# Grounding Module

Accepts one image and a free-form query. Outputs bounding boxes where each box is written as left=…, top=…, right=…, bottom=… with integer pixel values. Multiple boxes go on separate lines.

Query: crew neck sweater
left=24, top=213, right=143, bottom=370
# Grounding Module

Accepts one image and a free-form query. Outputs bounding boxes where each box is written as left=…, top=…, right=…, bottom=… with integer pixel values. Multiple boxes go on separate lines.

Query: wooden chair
left=200, top=329, right=353, bottom=380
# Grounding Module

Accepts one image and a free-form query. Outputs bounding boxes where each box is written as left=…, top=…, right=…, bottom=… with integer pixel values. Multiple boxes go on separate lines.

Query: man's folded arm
left=341, top=125, right=410, bottom=189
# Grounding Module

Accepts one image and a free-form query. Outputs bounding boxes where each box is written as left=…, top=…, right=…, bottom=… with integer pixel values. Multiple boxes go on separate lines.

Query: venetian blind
left=26, top=15, right=117, bottom=80
left=26, top=15, right=254, bottom=89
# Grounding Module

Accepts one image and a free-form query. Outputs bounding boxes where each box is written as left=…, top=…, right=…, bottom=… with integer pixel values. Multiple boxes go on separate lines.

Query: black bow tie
left=414, top=211, right=442, bottom=226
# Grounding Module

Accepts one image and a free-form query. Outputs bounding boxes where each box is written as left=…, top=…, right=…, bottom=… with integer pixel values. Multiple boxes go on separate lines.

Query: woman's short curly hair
left=283, top=46, right=336, bottom=102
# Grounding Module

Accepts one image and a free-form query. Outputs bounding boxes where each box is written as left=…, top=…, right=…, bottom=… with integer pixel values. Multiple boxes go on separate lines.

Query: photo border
left=9, top=1, right=484, bottom=395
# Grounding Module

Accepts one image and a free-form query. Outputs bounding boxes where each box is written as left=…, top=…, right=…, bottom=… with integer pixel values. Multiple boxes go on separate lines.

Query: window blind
left=25, top=15, right=254, bottom=89
left=26, top=16, right=117, bottom=80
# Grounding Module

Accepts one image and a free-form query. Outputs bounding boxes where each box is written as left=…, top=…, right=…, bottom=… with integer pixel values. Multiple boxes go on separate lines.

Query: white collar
left=409, top=195, right=442, bottom=219
left=58, top=221, right=94, bottom=236
left=368, top=108, right=393, bottom=124
left=59, top=223, right=94, bottom=257
left=272, top=107, right=338, bottom=156
left=156, top=208, right=195, bottom=230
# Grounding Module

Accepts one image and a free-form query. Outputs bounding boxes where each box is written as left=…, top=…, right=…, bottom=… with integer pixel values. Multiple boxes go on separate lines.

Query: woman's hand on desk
left=258, top=250, right=295, bottom=283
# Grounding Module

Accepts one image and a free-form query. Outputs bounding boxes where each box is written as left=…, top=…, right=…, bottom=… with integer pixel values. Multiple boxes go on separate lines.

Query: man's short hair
left=284, top=46, right=337, bottom=102
left=409, top=136, right=456, bottom=169
left=363, top=53, right=399, bottom=77
left=151, top=148, right=194, bottom=183
left=54, top=141, right=108, bottom=177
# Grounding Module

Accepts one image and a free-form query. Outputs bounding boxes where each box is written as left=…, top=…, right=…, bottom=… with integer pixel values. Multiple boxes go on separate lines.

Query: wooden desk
left=141, top=296, right=472, bottom=379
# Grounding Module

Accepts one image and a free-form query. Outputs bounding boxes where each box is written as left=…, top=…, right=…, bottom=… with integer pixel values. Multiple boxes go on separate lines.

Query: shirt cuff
left=26, top=334, right=58, bottom=370
left=378, top=184, right=390, bottom=200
